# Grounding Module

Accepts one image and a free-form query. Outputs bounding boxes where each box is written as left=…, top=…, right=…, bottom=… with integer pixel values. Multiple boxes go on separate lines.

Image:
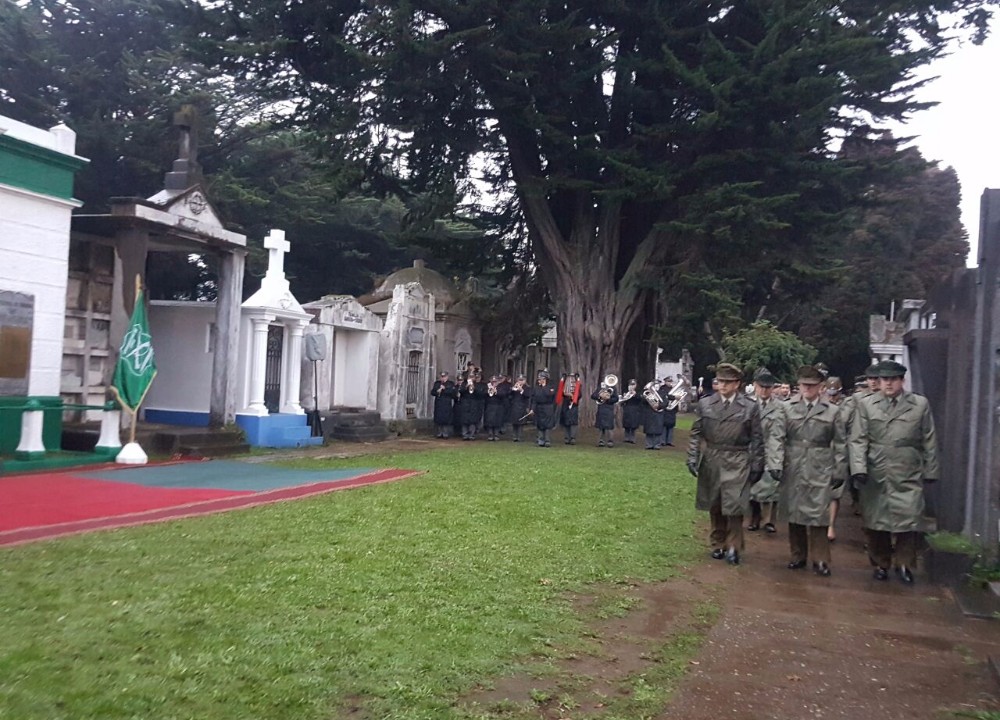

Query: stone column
left=244, top=315, right=272, bottom=416
left=210, top=249, right=246, bottom=425
left=280, top=319, right=306, bottom=414
left=14, top=400, right=46, bottom=460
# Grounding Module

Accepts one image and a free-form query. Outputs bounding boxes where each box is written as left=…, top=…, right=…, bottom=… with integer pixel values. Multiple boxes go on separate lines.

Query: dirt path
left=661, top=509, right=1000, bottom=719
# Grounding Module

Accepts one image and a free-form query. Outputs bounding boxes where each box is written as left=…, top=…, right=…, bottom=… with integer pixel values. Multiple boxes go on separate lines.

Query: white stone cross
left=264, top=229, right=290, bottom=278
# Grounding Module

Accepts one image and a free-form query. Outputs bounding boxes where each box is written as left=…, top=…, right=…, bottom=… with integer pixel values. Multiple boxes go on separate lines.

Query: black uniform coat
left=430, top=380, right=456, bottom=425
left=643, top=401, right=666, bottom=435
left=530, top=383, right=558, bottom=430
left=483, top=385, right=507, bottom=429
left=621, top=393, right=644, bottom=431
left=591, top=388, right=619, bottom=430
left=508, top=384, right=531, bottom=425
left=458, top=381, right=486, bottom=426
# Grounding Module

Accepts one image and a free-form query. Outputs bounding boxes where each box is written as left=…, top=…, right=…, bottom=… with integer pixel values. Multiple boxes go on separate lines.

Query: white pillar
left=95, top=407, right=123, bottom=455
left=244, top=316, right=272, bottom=416
left=14, top=402, right=46, bottom=460
left=281, top=320, right=306, bottom=414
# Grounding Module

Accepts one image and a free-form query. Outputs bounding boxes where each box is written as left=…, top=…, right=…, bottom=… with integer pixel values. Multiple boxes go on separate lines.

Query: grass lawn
left=1, top=442, right=704, bottom=720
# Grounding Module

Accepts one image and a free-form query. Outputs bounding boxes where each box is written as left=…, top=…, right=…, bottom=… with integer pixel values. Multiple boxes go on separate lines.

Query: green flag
left=111, top=286, right=157, bottom=413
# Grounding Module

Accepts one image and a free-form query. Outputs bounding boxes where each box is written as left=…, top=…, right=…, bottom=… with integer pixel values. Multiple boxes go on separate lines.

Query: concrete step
left=326, top=411, right=384, bottom=428
left=322, top=407, right=389, bottom=443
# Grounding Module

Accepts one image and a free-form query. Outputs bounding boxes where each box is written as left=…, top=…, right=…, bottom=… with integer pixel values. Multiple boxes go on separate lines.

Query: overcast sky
left=890, top=28, right=1000, bottom=266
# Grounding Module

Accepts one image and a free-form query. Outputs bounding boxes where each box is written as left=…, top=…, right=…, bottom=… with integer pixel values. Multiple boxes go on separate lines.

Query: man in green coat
left=748, top=368, right=786, bottom=534
left=687, top=363, right=764, bottom=565
left=831, top=367, right=879, bottom=530
left=781, top=366, right=848, bottom=576
left=849, top=360, right=939, bottom=584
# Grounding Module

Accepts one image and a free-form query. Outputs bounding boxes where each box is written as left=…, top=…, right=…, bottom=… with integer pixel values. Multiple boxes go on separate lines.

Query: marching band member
left=508, top=374, right=531, bottom=442
left=661, top=377, right=678, bottom=447
left=619, top=379, right=643, bottom=444
left=591, top=377, right=619, bottom=447
left=430, top=371, right=456, bottom=438
left=458, top=370, right=486, bottom=440
left=556, top=372, right=582, bottom=445
left=497, top=373, right=513, bottom=436
left=642, top=380, right=666, bottom=450
left=530, top=369, right=557, bottom=447
left=483, top=374, right=507, bottom=441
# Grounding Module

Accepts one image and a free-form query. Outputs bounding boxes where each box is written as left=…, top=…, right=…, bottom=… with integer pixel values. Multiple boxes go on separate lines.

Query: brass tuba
left=598, top=374, right=618, bottom=402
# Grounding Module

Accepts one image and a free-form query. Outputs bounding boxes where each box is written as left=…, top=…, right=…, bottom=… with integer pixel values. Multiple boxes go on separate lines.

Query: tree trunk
left=524, top=200, right=652, bottom=427
left=499, top=123, right=663, bottom=426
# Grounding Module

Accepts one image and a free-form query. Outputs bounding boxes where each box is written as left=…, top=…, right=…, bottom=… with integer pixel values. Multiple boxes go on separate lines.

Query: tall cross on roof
left=264, top=229, right=290, bottom=278
left=174, top=105, right=199, bottom=168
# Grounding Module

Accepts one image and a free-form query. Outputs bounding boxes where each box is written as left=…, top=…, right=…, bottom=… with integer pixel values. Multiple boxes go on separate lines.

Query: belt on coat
left=871, top=439, right=922, bottom=449
left=787, top=439, right=828, bottom=448
left=705, top=442, right=750, bottom=451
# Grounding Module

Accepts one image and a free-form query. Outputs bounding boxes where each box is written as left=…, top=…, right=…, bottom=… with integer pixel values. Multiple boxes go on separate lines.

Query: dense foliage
left=0, top=0, right=991, bottom=384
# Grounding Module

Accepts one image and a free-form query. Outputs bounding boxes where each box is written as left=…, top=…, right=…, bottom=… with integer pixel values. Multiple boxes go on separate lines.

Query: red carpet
left=0, top=466, right=421, bottom=547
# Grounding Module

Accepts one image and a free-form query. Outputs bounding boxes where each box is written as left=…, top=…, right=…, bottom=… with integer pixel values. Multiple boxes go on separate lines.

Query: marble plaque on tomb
left=0, top=290, right=34, bottom=396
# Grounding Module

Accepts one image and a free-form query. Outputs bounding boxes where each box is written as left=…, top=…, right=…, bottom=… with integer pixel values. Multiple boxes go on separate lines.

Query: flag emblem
left=111, top=284, right=157, bottom=413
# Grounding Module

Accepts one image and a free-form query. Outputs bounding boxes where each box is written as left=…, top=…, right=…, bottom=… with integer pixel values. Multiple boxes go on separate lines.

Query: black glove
left=923, top=477, right=938, bottom=484
left=831, top=477, right=845, bottom=490
left=687, top=461, right=698, bottom=477
left=851, top=473, right=868, bottom=486
left=748, top=470, right=763, bottom=485
left=768, top=469, right=782, bottom=482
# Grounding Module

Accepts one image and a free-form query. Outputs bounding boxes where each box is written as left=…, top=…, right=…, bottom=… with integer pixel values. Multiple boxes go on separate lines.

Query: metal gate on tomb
left=263, top=324, right=284, bottom=413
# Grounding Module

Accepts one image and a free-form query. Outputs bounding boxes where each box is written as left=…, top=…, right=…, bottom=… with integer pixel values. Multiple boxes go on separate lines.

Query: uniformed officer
left=780, top=365, right=847, bottom=577
left=687, top=363, right=764, bottom=565
left=748, top=369, right=786, bottom=534
left=849, top=360, right=939, bottom=584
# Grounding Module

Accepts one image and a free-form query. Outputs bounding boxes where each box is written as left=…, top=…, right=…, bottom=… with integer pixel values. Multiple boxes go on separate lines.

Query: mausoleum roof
left=369, top=260, right=458, bottom=305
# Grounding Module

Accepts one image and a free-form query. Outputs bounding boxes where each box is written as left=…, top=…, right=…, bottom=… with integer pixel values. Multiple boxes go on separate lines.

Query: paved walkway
left=662, top=509, right=1000, bottom=719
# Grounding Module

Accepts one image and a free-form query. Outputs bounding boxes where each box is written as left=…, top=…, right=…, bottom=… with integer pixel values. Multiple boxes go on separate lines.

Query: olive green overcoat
left=750, top=397, right=786, bottom=504
left=836, top=390, right=871, bottom=500
left=848, top=391, right=939, bottom=533
left=688, top=393, right=764, bottom=516
left=779, top=397, right=847, bottom=527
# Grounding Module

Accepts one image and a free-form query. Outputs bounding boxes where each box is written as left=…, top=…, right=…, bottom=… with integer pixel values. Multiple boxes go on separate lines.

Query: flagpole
left=129, top=273, right=141, bottom=446
left=114, top=272, right=153, bottom=465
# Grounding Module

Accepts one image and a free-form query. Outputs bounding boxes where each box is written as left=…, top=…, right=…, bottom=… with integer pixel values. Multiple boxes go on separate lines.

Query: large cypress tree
left=200, top=0, right=993, bottom=403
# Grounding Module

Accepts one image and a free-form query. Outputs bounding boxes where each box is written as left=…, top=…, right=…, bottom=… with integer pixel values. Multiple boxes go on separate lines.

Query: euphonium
left=665, top=382, right=688, bottom=411
left=643, top=381, right=663, bottom=410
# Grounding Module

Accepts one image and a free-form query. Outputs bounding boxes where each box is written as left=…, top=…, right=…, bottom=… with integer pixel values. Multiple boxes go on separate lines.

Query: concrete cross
left=173, top=104, right=199, bottom=168
left=264, top=229, right=290, bottom=278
